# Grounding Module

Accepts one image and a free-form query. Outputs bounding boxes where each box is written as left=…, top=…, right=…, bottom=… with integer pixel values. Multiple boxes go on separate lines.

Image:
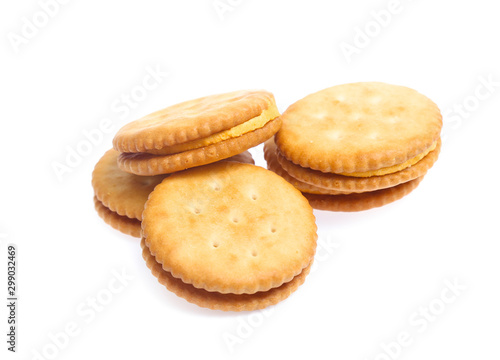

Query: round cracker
left=141, top=239, right=312, bottom=311
left=276, top=138, right=441, bottom=193
left=92, top=149, right=254, bottom=220
left=113, top=90, right=277, bottom=153
left=117, top=116, right=281, bottom=176
left=304, top=176, right=424, bottom=212
left=142, top=161, right=317, bottom=295
left=276, top=82, right=442, bottom=174
left=93, top=197, right=141, bottom=238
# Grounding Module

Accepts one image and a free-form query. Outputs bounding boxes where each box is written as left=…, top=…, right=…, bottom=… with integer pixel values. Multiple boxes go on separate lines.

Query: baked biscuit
left=113, top=90, right=281, bottom=175
left=275, top=82, right=442, bottom=175
left=267, top=82, right=442, bottom=211
left=141, top=161, right=317, bottom=310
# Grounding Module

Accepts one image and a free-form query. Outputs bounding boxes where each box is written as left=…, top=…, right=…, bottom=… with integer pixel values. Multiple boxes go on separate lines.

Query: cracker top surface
left=276, top=82, right=442, bottom=174
left=142, top=162, right=317, bottom=295
left=113, top=90, right=277, bottom=153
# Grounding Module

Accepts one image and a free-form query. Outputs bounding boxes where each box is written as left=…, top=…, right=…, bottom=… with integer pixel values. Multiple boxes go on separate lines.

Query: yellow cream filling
left=339, top=141, right=438, bottom=177
left=149, top=105, right=280, bottom=155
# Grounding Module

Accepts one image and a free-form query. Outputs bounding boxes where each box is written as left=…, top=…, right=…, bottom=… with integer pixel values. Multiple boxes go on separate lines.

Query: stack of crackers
left=92, top=90, right=318, bottom=311
left=113, top=90, right=281, bottom=176
left=91, top=83, right=443, bottom=311
left=265, top=82, right=442, bottom=212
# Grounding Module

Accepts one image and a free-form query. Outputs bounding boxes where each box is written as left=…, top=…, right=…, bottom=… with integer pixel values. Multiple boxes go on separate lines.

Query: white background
left=1, top=0, right=499, bottom=359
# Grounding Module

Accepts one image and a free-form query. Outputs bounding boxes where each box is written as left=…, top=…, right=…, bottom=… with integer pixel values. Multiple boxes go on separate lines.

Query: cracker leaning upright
left=141, top=162, right=317, bottom=311
left=113, top=90, right=281, bottom=175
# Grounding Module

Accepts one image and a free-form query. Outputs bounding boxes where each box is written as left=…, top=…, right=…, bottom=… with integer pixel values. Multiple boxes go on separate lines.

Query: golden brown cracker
left=142, top=161, right=317, bottom=294
left=276, top=82, right=442, bottom=174
left=113, top=90, right=278, bottom=153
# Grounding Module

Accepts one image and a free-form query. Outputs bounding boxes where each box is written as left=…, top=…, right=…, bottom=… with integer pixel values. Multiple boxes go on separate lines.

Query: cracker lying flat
left=142, top=161, right=317, bottom=295
left=276, top=82, right=442, bottom=174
